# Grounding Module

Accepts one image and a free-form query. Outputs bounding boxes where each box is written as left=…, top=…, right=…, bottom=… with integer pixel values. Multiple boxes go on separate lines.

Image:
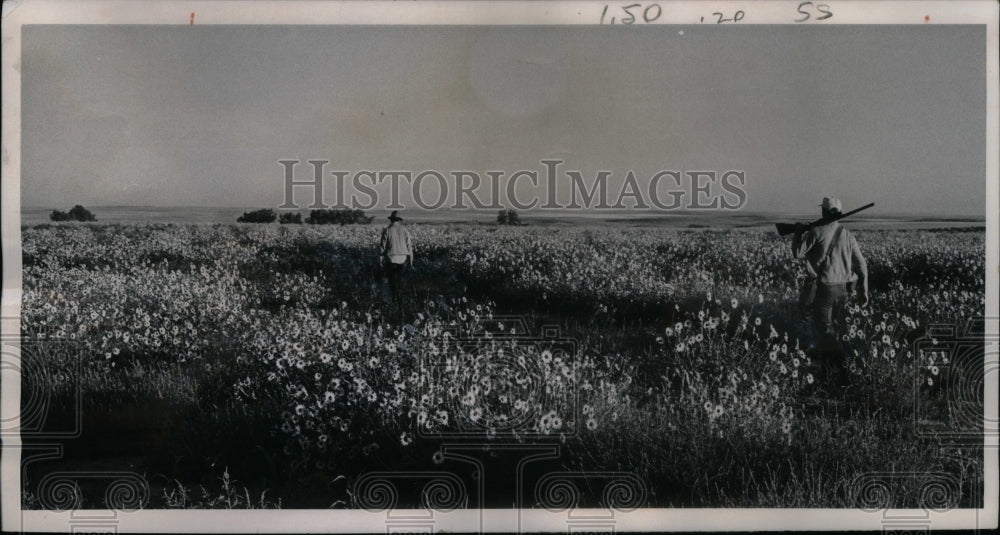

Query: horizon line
left=19, top=205, right=987, bottom=221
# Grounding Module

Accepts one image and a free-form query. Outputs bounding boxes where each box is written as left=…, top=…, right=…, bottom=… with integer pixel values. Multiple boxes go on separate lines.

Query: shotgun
left=774, top=203, right=874, bottom=236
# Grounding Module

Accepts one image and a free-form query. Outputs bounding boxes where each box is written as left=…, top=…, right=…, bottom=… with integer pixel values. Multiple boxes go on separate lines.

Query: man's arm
left=379, top=228, right=388, bottom=264
left=851, top=234, right=869, bottom=305
left=405, top=228, right=413, bottom=267
left=791, top=226, right=816, bottom=260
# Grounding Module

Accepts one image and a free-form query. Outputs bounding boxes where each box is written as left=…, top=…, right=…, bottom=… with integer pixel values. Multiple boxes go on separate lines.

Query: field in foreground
left=19, top=223, right=985, bottom=509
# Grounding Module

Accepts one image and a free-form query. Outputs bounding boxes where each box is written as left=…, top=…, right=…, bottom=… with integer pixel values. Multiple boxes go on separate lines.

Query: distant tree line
left=497, top=209, right=522, bottom=226
left=305, top=209, right=373, bottom=225
left=237, top=208, right=373, bottom=225
left=279, top=212, right=302, bottom=224
left=50, top=205, right=97, bottom=222
left=237, top=209, right=277, bottom=223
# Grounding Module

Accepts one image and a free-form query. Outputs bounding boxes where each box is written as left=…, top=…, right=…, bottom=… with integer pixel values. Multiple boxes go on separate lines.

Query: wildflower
left=540, top=413, right=553, bottom=430
left=731, top=298, right=739, bottom=309
left=805, top=373, right=814, bottom=384
left=586, top=418, right=598, bottom=430
left=400, top=432, right=413, bottom=446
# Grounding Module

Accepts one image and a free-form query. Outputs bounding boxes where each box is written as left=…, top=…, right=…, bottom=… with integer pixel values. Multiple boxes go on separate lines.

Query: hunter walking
left=792, top=197, right=869, bottom=390
left=380, top=210, right=413, bottom=304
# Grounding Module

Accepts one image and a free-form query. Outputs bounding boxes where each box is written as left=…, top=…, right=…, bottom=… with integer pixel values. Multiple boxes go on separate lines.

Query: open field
left=19, top=222, right=985, bottom=509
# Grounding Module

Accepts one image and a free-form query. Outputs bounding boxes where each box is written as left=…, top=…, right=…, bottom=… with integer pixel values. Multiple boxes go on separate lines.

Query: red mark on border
left=924, top=15, right=930, bottom=23
left=190, top=12, right=195, bottom=26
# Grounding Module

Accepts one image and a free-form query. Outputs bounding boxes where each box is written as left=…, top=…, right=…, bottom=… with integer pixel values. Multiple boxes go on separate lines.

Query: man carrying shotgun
left=790, top=197, right=869, bottom=390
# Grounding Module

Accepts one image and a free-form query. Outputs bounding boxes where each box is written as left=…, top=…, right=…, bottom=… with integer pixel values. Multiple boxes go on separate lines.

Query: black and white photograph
left=1, top=0, right=997, bottom=532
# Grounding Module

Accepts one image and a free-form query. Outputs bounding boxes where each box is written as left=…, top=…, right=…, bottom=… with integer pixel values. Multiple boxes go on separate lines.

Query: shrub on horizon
left=497, top=209, right=521, bottom=226
left=50, top=205, right=97, bottom=222
left=279, top=212, right=303, bottom=224
left=305, top=209, right=373, bottom=225
left=237, top=209, right=277, bottom=223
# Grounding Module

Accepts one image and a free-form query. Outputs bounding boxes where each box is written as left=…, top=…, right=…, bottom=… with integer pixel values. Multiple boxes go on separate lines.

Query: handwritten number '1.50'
left=601, top=4, right=663, bottom=24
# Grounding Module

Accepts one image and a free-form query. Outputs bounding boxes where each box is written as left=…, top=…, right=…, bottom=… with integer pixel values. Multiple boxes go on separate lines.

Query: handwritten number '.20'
left=711, top=11, right=744, bottom=23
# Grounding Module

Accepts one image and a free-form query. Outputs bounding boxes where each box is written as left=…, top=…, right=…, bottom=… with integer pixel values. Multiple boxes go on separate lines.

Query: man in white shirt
left=792, top=197, right=869, bottom=389
left=380, top=211, right=413, bottom=303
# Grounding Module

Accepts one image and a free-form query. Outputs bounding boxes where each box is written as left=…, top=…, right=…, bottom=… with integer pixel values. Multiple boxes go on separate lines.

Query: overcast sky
left=22, top=24, right=987, bottom=215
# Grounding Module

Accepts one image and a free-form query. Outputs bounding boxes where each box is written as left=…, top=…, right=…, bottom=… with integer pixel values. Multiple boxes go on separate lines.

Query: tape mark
left=924, top=15, right=930, bottom=23
left=190, top=12, right=195, bottom=26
